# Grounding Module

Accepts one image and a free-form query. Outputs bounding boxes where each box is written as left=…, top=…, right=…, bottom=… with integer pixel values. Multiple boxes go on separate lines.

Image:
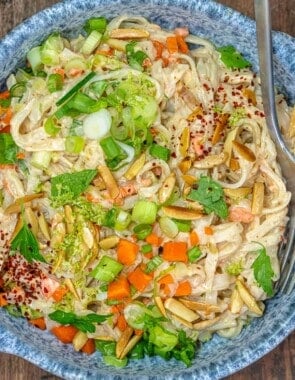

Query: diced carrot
left=0, top=90, right=10, bottom=99
left=52, top=285, right=68, bottom=302
left=81, top=338, right=96, bottom=355
left=134, top=329, right=143, bottom=336
left=166, top=36, right=178, bottom=54
left=108, top=276, right=130, bottom=300
left=111, top=305, right=119, bottom=314
left=143, top=252, right=153, bottom=260
left=0, top=293, right=8, bottom=307
left=162, top=283, right=172, bottom=296
left=175, top=281, right=192, bottom=297
left=117, top=239, right=139, bottom=266
left=145, top=233, right=162, bottom=247
left=95, top=49, right=113, bottom=56
left=29, top=317, right=46, bottom=330
left=204, top=226, right=214, bottom=235
left=127, top=267, right=153, bottom=292
left=190, top=231, right=200, bottom=246
left=16, top=152, right=25, bottom=160
left=158, top=274, right=174, bottom=285
left=53, top=68, right=65, bottom=80
left=152, top=40, right=165, bottom=59
left=116, top=314, right=127, bottom=332
left=51, top=325, right=78, bottom=344
left=162, top=241, right=188, bottom=263
left=176, top=35, right=189, bottom=54
left=1, top=107, right=12, bottom=126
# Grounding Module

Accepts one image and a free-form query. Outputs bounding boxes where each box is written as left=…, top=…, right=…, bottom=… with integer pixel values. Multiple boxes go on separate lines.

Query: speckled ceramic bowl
left=0, top=1, right=294, bottom=379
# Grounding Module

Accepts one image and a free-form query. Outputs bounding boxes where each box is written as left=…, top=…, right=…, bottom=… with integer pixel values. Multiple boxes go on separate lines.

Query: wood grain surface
left=0, top=1, right=294, bottom=379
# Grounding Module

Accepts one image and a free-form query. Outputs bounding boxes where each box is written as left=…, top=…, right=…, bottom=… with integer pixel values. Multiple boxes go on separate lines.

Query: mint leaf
left=51, top=169, right=97, bottom=204
left=217, top=45, right=251, bottom=69
left=187, top=176, right=228, bottom=219
left=11, top=222, right=46, bottom=263
left=251, top=244, right=274, bottom=296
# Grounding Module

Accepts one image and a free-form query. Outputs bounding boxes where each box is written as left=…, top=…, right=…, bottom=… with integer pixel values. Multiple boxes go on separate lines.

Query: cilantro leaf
left=51, top=169, right=97, bottom=205
left=11, top=222, right=46, bottom=263
left=217, top=45, right=251, bottom=69
left=0, top=133, right=19, bottom=164
left=251, top=244, right=274, bottom=296
left=187, top=176, right=228, bottom=219
left=48, top=310, right=111, bottom=333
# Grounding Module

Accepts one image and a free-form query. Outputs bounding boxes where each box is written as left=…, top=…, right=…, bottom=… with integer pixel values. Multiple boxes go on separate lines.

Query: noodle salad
left=0, top=15, right=294, bottom=367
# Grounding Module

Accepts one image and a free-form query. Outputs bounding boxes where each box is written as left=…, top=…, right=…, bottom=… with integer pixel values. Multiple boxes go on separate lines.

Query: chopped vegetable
left=217, top=45, right=251, bottom=69
left=145, top=233, right=162, bottom=247
left=51, top=325, right=78, bottom=344
left=81, top=338, right=96, bottom=354
left=175, top=281, right=192, bottom=296
left=149, top=143, right=171, bottom=161
left=28, top=317, right=46, bottom=330
left=145, top=256, right=163, bottom=274
left=90, top=256, right=123, bottom=283
left=117, top=239, right=139, bottom=265
left=226, top=260, right=243, bottom=276
left=107, top=276, right=131, bottom=300
left=83, top=109, right=112, bottom=140
left=128, top=267, right=153, bottom=292
left=65, top=136, right=85, bottom=154
left=132, top=200, right=158, bottom=224
left=162, top=241, right=188, bottom=263
left=166, top=36, right=178, bottom=54
left=47, top=73, right=63, bottom=93
left=188, top=246, right=202, bottom=263
left=251, top=244, right=274, bottom=296
left=126, top=41, right=149, bottom=71
left=84, top=17, right=107, bottom=35
left=133, top=224, right=153, bottom=240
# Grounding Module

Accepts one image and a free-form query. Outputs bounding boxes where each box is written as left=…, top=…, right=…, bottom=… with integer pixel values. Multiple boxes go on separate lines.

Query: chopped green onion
left=88, top=80, right=107, bottom=98
left=133, top=224, right=153, bottom=240
left=40, top=33, right=64, bottom=66
left=83, top=109, right=112, bottom=140
left=103, top=356, right=128, bottom=368
left=27, top=46, right=43, bottom=74
left=173, top=219, right=191, bottom=232
left=65, top=136, right=85, bottom=153
left=69, top=119, right=84, bottom=136
left=47, top=73, right=63, bottom=93
left=141, top=244, right=152, bottom=254
left=149, top=143, right=171, bottom=161
left=188, top=246, right=202, bottom=263
left=100, top=136, right=127, bottom=169
left=30, top=151, right=52, bottom=170
left=103, top=208, right=117, bottom=228
left=56, top=71, right=96, bottom=106
left=82, top=30, right=102, bottom=55
left=15, top=68, right=32, bottom=83
left=110, top=122, right=128, bottom=141
left=54, top=103, right=75, bottom=119
left=0, top=98, right=11, bottom=108
left=84, top=17, right=107, bottom=35
left=128, top=340, right=145, bottom=360
left=64, top=57, right=87, bottom=75
left=90, top=256, right=123, bottom=282
left=10, top=82, right=26, bottom=98
left=114, top=210, right=131, bottom=231
left=132, top=200, right=158, bottom=224
left=67, top=92, right=107, bottom=114
left=145, top=256, right=163, bottom=273
left=126, top=41, right=149, bottom=71
left=44, top=117, right=60, bottom=136
left=159, top=216, right=178, bottom=238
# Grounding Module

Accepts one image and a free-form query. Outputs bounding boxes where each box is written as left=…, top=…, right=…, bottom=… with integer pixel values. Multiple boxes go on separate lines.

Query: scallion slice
left=67, top=92, right=107, bottom=114
left=133, top=224, right=153, bottom=240
left=9, top=82, right=26, bottom=98
left=149, top=143, right=171, bottom=161
left=82, top=30, right=102, bottom=55
left=84, top=17, right=107, bottom=35
left=188, top=246, right=202, bottom=263
left=173, top=219, right=191, bottom=232
left=141, top=244, right=152, bottom=254
left=65, top=136, right=85, bottom=153
left=44, top=117, right=60, bottom=136
left=145, top=256, right=163, bottom=273
left=47, top=73, right=63, bottom=93
left=27, top=46, right=43, bottom=74
left=132, top=200, right=158, bottom=224
left=99, top=135, right=127, bottom=169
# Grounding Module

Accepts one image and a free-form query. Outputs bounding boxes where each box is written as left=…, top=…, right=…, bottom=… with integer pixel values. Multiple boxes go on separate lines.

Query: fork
left=254, top=0, right=295, bottom=294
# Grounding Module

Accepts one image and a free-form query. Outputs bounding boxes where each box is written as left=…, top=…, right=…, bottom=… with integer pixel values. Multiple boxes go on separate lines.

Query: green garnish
left=251, top=244, right=274, bottom=296
left=126, top=41, right=149, bottom=71
left=149, top=143, right=171, bottom=162
left=217, top=45, right=251, bottom=69
left=226, top=260, right=243, bottom=276
left=188, top=246, right=202, bottom=263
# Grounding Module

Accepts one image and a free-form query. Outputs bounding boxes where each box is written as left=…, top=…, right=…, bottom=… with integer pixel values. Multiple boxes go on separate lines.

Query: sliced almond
left=212, top=115, right=228, bottom=145
left=224, top=187, right=252, bottom=200
left=194, top=152, right=228, bottom=169
left=73, top=331, right=88, bottom=351
left=4, top=193, right=44, bottom=214
left=182, top=183, right=191, bottom=197
left=99, top=235, right=119, bottom=250
left=82, top=226, right=94, bottom=249
left=230, top=287, right=243, bottom=314
left=179, top=127, right=190, bottom=157
left=38, top=214, right=51, bottom=240
left=242, top=88, right=257, bottom=106
left=52, top=250, right=65, bottom=274
left=64, top=205, right=74, bottom=234
left=98, top=165, right=120, bottom=199
left=50, top=222, right=66, bottom=248
left=229, top=158, right=240, bottom=171
left=10, top=215, right=24, bottom=241
left=182, top=174, right=197, bottom=185
left=193, top=315, right=221, bottom=330
left=25, top=207, right=39, bottom=236
left=186, top=106, right=203, bottom=122
left=64, top=278, right=81, bottom=301
left=178, top=156, right=192, bottom=174
left=109, top=28, right=150, bottom=39
left=251, top=182, right=264, bottom=215
left=107, top=38, right=128, bottom=51
left=236, top=278, right=263, bottom=316
left=158, top=173, right=176, bottom=204
left=232, top=141, right=256, bottom=162
left=164, top=298, right=199, bottom=323
left=119, top=333, right=143, bottom=359
left=91, top=335, right=115, bottom=341
left=162, top=205, right=203, bottom=220
left=154, top=296, right=167, bottom=317
left=116, top=326, right=134, bottom=358
left=179, top=299, right=221, bottom=313
left=224, top=127, right=239, bottom=165
left=171, top=314, right=194, bottom=329
left=124, top=153, right=146, bottom=180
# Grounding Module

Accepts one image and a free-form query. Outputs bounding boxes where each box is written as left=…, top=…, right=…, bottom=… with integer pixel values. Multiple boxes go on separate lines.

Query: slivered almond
left=212, top=115, right=228, bottom=145
left=73, top=331, right=88, bottom=351
left=158, top=173, right=176, bottom=204
left=99, top=235, right=119, bottom=250
left=154, top=296, right=167, bottom=317
left=179, top=127, right=190, bottom=157
left=223, top=187, right=252, bottom=200
left=178, top=156, right=192, bottom=173
left=38, top=214, right=51, bottom=240
left=236, top=278, right=263, bottom=316
left=25, top=207, right=39, bottom=236
left=116, top=326, right=134, bottom=358
left=171, top=314, right=194, bottom=329
left=50, top=222, right=66, bottom=248
left=242, top=88, right=257, bottom=106
left=182, top=183, right=191, bottom=197
left=10, top=215, right=23, bottom=241
left=162, top=205, right=203, bottom=220
left=4, top=193, right=44, bottom=214
left=91, top=335, right=115, bottom=341
left=229, top=158, right=240, bottom=171
left=179, top=299, right=221, bottom=313
left=109, top=28, right=150, bottom=39
left=82, top=226, right=94, bottom=249
left=251, top=182, right=264, bottom=215
left=119, top=333, right=143, bottom=359
left=51, top=250, right=64, bottom=274
left=93, top=176, right=106, bottom=190
left=98, top=165, right=120, bottom=199
left=182, top=174, right=197, bottom=185
left=230, top=287, right=243, bottom=314
left=194, top=152, right=228, bottom=169
left=232, top=141, right=256, bottom=162
left=186, top=106, right=203, bottom=122
left=64, top=278, right=81, bottom=301
left=193, top=315, right=221, bottom=330
left=64, top=205, right=74, bottom=234
left=107, top=38, right=128, bottom=51
left=164, top=298, right=199, bottom=322
left=124, top=153, right=146, bottom=180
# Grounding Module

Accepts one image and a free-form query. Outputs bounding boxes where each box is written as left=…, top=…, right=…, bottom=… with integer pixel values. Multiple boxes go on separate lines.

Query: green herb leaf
left=51, top=169, right=97, bottom=204
left=187, top=176, right=228, bottom=219
left=251, top=244, right=274, bottom=296
left=0, top=133, right=19, bottom=164
left=188, top=246, right=202, bottom=263
left=217, top=45, right=251, bottom=69
left=126, top=41, right=149, bottom=71
left=11, top=223, right=46, bottom=263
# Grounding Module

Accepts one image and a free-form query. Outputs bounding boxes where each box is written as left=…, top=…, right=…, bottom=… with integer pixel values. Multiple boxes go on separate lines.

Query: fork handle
left=254, top=0, right=295, bottom=163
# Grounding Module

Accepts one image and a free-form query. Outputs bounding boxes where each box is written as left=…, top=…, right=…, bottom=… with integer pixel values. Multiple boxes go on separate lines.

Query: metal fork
left=254, top=0, right=295, bottom=294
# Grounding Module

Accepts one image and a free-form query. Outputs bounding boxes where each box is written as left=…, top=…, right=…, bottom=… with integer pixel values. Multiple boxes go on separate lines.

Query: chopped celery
left=141, top=244, right=152, bottom=254
left=114, top=210, right=131, bottom=231
left=47, top=73, right=63, bottom=93
left=145, top=256, right=163, bottom=273
left=103, top=356, right=128, bottom=367
left=149, top=325, right=178, bottom=353
left=81, top=30, right=102, bottom=55
left=159, top=217, right=178, bottom=238
left=84, top=17, right=107, bottom=35
left=90, top=256, right=123, bottom=282
left=132, top=200, right=158, bottom=224
left=31, top=151, right=52, bottom=170
left=10, top=82, right=26, bottom=98
left=173, top=219, right=191, bottom=232
left=133, top=224, right=153, bottom=240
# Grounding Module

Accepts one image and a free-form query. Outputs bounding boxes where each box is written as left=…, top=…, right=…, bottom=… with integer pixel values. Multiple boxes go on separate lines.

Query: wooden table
left=0, top=0, right=294, bottom=379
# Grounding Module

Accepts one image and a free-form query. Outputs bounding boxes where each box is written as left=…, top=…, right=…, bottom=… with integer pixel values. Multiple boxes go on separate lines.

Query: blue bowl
left=0, top=1, right=294, bottom=379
